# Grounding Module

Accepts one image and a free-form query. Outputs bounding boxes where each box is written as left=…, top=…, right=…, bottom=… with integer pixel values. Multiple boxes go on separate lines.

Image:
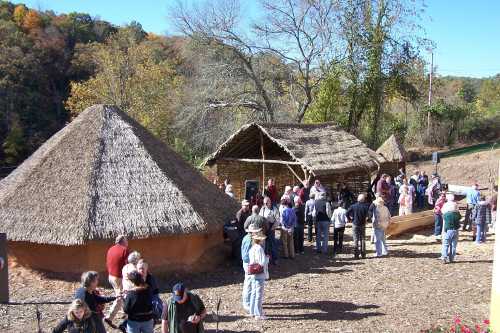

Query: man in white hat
left=241, top=224, right=262, bottom=312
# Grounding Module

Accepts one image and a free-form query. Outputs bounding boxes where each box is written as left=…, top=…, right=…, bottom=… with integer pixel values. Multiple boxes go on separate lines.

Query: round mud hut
left=376, top=134, right=407, bottom=176
left=0, top=105, right=239, bottom=276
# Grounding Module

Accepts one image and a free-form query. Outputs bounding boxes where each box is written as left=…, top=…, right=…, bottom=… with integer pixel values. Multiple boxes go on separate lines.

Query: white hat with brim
left=246, top=224, right=262, bottom=233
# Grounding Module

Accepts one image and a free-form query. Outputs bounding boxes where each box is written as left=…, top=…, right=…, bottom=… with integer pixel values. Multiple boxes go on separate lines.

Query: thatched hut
left=0, top=105, right=238, bottom=275
left=204, top=122, right=383, bottom=201
left=376, top=134, right=407, bottom=176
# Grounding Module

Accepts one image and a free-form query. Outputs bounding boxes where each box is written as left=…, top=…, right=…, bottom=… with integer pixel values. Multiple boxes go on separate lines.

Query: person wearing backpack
left=372, top=196, right=391, bottom=257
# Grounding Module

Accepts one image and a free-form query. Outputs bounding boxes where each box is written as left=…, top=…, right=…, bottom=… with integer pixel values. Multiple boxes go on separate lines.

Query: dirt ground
left=406, top=148, right=500, bottom=188
left=1, top=225, right=495, bottom=333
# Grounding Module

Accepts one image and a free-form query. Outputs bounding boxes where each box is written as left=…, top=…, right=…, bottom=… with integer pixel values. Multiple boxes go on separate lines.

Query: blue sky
left=20, top=0, right=500, bottom=78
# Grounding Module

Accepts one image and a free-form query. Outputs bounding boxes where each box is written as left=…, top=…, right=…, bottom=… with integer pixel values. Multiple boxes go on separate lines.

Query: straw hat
left=246, top=224, right=262, bottom=233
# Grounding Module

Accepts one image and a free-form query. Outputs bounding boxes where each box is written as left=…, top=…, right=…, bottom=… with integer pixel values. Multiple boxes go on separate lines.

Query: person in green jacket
left=161, top=283, right=206, bottom=333
left=441, top=198, right=461, bottom=263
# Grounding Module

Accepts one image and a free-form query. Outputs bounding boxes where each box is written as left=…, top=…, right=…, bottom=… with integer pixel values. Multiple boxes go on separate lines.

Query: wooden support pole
left=287, top=164, right=303, bottom=183
left=260, top=132, right=265, bottom=194
left=0, top=233, right=9, bottom=303
left=219, top=157, right=303, bottom=165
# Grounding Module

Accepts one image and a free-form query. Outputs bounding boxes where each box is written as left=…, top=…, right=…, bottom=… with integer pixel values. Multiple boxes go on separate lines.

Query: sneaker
left=255, top=315, right=268, bottom=320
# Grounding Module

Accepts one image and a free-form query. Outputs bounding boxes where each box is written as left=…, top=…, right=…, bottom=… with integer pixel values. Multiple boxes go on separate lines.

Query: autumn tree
left=66, top=28, right=182, bottom=144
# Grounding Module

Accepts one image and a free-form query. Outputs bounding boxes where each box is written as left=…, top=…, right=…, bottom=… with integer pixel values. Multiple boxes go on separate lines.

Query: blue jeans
left=434, top=214, right=443, bottom=236
left=242, top=263, right=252, bottom=311
left=373, top=227, right=388, bottom=256
left=127, top=319, right=154, bottom=333
left=475, top=223, right=486, bottom=243
left=316, top=220, right=330, bottom=254
left=441, top=230, right=458, bottom=261
left=249, top=276, right=265, bottom=317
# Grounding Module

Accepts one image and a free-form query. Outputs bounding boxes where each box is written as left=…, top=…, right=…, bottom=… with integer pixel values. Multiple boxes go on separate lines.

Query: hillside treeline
left=0, top=0, right=499, bottom=171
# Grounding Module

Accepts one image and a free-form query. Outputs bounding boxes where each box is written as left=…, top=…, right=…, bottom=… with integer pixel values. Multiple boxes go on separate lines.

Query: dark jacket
left=74, top=288, right=115, bottom=313
left=346, top=202, right=371, bottom=226
left=146, top=273, right=159, bottom=295
left=123, top=286, right=154, bottom=322
left=443, top=211, right=461, bottom=231
left=313, top=198, right=330, bottom=222
left=294, top=205, right=305, bottom=225
left=235, top=208, right=251, bottom=235
left=52, top=316, right=96, bottom=333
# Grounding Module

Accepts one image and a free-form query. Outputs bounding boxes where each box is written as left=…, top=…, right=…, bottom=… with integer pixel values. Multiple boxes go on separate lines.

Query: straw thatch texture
left=206, top=123, right=383, bottom=175
left=376, top=134, right=407, bottom=162
left=0, top=105, right=239, bottom=245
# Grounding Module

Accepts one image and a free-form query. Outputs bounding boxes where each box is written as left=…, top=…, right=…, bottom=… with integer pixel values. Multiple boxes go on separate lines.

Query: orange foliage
left=22, top=10, right=43, bottom=31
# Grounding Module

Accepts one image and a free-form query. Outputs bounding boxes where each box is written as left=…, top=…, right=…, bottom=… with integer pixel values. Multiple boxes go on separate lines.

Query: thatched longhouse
left=0, top=105, right=238, bottom=275
left=376, top=134, right=407, bottom=176
left=204, top=123, right=383, bottom=201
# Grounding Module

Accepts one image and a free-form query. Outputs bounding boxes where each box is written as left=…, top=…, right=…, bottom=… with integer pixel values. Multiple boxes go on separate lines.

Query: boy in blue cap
left=161, top=283, right=206, bottom=333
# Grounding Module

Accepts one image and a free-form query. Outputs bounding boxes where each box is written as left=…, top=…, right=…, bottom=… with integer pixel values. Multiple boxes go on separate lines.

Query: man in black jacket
left=346, top=194, right=372, bottom=259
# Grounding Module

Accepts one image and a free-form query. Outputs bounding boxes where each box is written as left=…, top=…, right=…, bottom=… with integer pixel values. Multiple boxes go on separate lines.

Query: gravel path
left=1, top=226, right=494, bottom=332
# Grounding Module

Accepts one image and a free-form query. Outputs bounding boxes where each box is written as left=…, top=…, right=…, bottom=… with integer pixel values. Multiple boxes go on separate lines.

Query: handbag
left=248, top=263, right=264, bottom=275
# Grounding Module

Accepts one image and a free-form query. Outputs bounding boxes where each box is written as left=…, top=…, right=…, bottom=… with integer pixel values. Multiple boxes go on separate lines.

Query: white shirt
left=332, top=207, right=347, bottom=228
left=249, top=244, right=268, bottom=279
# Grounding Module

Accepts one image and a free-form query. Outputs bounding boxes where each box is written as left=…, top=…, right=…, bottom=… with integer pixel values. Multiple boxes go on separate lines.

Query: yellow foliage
left=22, top=10, right=43, bottom=31
left=13, top=5, right=27, bottom=27
left=65, top=30, right=183, bottom=144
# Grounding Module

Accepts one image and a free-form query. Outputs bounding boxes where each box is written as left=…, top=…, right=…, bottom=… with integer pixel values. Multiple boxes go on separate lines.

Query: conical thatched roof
left=376, top=134, right=407, bottom=162
left=206, top=123, right=384, bottom=175
left=0, top=105, right=238, bottom=246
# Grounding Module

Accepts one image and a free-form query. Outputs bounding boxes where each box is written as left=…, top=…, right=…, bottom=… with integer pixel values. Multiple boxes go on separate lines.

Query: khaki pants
left=107, top=275, right=123, bottom=321
left=281, top=230, right=295, bottom=258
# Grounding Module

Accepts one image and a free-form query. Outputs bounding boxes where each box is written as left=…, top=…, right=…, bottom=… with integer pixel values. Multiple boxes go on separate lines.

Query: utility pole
left=427, top=50, right=433, bottom=138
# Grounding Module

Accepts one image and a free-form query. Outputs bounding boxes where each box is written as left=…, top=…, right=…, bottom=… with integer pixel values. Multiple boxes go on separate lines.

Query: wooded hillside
left=0, top=0, right=499, bottom=174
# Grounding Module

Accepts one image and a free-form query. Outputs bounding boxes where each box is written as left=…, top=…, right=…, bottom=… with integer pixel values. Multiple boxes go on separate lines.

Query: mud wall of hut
left=210, top=160, right=372, bottom=202
left=8, top=228, right=225, bottom=277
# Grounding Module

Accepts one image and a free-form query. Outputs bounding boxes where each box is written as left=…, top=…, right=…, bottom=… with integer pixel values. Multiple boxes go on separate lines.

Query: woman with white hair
left=122, top=251, right=142, bottom=291
left=372, top=196, right=391, bottom=257
left=441, top=194, right=461, bottom=263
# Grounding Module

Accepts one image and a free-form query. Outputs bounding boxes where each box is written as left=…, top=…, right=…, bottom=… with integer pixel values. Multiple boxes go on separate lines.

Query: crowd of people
left=52, top=235, right=207, bottom=333
left=47, top=170, right=497, bottom=331
left=226, top=172, right=497, bottom=319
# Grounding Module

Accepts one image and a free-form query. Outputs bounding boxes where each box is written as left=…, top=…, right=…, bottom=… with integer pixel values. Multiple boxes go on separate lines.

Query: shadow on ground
left=264, top=300, right=384, bottom=321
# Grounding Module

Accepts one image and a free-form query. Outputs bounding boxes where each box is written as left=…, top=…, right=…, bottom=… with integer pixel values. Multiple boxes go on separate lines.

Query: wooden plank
left=220, top=157, right=302, bottom=165
left=386, top=210, right=435, bottom=238
left=286, top=164, right=303, bottom=183
left=260, top=132, right=265, bottom=193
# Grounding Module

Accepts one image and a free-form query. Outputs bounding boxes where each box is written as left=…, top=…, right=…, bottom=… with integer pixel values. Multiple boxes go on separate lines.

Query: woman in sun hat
left=248, top=232, right=268, bottom=320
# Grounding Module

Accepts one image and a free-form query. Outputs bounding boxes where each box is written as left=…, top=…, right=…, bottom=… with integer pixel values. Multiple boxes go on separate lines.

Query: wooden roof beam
left=219, top=157, right=302, bottom=166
